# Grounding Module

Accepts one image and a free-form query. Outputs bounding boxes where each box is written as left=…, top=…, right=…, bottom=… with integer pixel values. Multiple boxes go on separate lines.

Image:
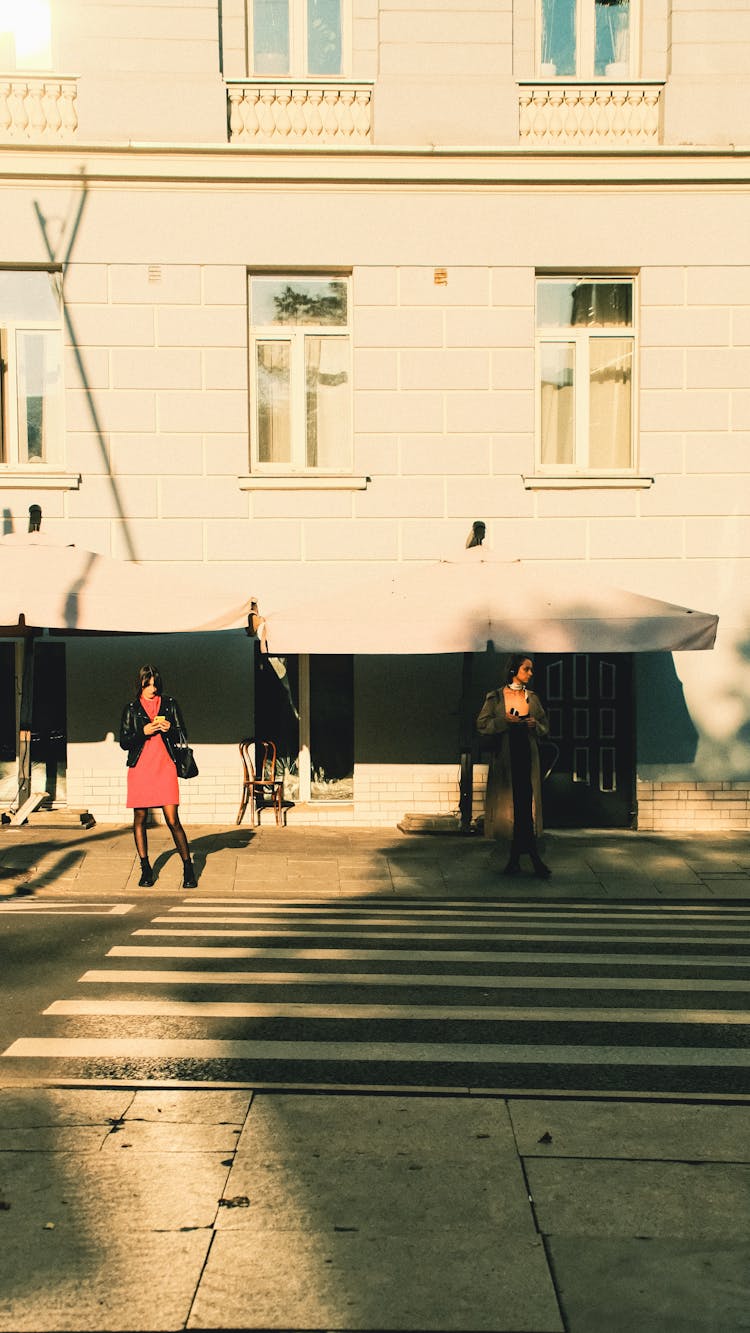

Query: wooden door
left=535, top=652, right=635, bottom=829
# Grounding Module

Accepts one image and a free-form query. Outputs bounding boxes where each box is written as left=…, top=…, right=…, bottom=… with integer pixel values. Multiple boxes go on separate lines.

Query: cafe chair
left=236, top=738, right=284, bottom=826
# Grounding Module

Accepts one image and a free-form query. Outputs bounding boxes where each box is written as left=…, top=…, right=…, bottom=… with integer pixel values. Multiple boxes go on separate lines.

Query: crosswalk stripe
left=0, top=902, right=133, bottom=916
left=43, top=999, right=750, bottom=1023
left=108, top=944, right=750, bottom=966
left=79, top=968, right=750, bottom=992
left=165, top=905, right=750, bottom=923
left=6, top=1037, right=750, bottom=1067
left=136, top=924, right=750, bottom=943
left=180, top=899, right=750, bottom=916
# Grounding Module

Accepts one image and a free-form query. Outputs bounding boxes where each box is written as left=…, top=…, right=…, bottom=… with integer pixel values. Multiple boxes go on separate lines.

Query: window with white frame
left=249, top=275, right=352, bottom=473
left=0, top=270, right=64, bottom=469
left=536, top=277, right=635, bottom=473
left=0, top=0, right=52, bottom=69
left=539, top=0, right=633, bottom=78
left=250, top=0, right=345, bottom=77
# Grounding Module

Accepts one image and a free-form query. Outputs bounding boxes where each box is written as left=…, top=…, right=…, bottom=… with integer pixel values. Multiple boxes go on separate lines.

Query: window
left=0, top=270, right=64, bottom=469
left=536, top=277, right=635, bottom=473
left=539, top=0, right=632, bottom=78
left=249, top=275, right=352, bottom=473
left=0, top=0, right=52, bottom=69
left=251, top=0, right=344, bottom=77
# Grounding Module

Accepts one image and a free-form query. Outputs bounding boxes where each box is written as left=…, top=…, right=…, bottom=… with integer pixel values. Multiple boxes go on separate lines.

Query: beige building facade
left=1, top=0, right=750, bottom=831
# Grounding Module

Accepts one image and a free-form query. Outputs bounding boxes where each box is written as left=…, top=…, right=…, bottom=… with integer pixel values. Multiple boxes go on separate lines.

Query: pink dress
left=126, top=693, right=179, bottom=809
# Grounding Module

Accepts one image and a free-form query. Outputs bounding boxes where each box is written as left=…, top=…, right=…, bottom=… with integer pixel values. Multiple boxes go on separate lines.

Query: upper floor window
left=249, top=275, right=352, bottom=473
left=251, top=0, right=344, bottom=77
left=539, top=0, right=632, bottom=79
left=0, top=0, right=52, bottom=70
left=0, top=270, right=64, bottom=469
left=536, top=277, right=635, bottom=473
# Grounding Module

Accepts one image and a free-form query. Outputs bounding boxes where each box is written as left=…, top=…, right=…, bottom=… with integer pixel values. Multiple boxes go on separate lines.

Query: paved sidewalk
left=1, top=822, right=750, bottom=900
left=2, top=1086, right=750, bottom=1332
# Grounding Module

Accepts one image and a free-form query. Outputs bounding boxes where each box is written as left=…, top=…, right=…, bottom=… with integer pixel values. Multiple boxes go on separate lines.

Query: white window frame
left=0, top=276, right=65, bottom=475
left=537, top=0, right=639, bottom=80
left=248, top=272, right=353, bottom=476
left=248, top=0, right=350, bottom=79
left=534, top=274, right=638, bottom=477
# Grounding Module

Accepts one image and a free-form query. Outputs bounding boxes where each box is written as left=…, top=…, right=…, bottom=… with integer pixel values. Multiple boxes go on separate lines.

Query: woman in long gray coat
left=476, top=654, right=551, bottom=877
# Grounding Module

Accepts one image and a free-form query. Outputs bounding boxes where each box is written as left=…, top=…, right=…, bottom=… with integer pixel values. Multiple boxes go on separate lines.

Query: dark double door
left=534, top=652, right=635, bottom=829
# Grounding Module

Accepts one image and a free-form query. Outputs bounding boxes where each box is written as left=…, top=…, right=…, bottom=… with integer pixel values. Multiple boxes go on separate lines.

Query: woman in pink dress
left=119, top=664, right=197, bottom=888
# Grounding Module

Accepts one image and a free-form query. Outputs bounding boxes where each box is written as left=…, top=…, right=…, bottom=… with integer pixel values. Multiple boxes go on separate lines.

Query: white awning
left=262, top=554, right=719, bottom=654
left=0, top=534, right=255, bottom=634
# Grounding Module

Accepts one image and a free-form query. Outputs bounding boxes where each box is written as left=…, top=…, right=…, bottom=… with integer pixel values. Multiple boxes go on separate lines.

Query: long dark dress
left=476, top=688, right=550, bottom=846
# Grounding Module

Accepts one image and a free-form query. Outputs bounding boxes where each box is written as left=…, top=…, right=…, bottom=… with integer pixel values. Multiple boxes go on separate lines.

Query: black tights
left=133, top=806, right=191, bottom=864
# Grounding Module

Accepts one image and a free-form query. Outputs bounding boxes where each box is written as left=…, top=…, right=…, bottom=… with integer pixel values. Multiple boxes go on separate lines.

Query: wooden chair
left=236, top=738, right=284, bottom=826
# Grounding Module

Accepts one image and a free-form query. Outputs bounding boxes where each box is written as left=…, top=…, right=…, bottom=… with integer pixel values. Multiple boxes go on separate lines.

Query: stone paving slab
left=526, top=1159, right=750, bottom=1239
left=546, top=1238, right=750, bottom=1333
left=188, top=1228, right=562, bottom=1332
left=509, top=1100, right=750, bottom=1162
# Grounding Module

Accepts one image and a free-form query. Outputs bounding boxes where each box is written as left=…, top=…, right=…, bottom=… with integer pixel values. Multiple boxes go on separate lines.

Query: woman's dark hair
left=506, top=654, right=532, bottom=684
left=136, top=663, right=163, bottom=696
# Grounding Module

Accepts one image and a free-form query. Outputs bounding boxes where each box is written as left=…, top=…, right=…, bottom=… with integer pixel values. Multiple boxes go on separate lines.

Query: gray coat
left=476, top=688, right=550, bottom=842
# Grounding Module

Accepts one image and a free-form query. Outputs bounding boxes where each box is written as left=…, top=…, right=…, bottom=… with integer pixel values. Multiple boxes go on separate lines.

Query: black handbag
left=173, top=718, right=198, bottom=780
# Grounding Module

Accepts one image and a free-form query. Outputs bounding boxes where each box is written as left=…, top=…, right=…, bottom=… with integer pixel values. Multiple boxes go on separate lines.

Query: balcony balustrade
left=519, top=82, right=662, bottom=146
left=227, top=81, right=373, bottom=144
left=0, top=76, right=78, bottom=141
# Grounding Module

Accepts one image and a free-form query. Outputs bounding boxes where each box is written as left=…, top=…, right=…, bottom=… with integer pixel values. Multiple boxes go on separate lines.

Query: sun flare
left=0, top=0, right=52, bottom=69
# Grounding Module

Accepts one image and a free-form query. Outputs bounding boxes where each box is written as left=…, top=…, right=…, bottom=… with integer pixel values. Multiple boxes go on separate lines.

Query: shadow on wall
left=64, top=632, right=254, bottom=745
left=635, top=652, right=699, bottom=765
left=355, top=655, right=463, bottom=764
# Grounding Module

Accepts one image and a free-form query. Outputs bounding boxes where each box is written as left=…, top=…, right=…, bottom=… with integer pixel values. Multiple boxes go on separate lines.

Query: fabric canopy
left=262, top=554, right=719, bottom=654
left=0, top=534, right=255, bottom=634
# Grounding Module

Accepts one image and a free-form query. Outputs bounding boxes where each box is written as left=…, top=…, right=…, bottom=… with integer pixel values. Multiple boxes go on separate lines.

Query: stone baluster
left=547, top=90, right=564, bottom=140
left=42, top=82, right=62, bottom=136
left=643, top=89, right=660, bottom=139
left=338, top=89, right=355, bottom=137
left=531, top=89, right=548, bottom=141
left=518, top=91, right=532, bottom=140
left=273, top=89, right=291, bottom=137
left=258, top=89, right=276, bottom=137
left=10, top=82, right=29, bottom=137
left=290, top=88, right=308, bottom=138
left=322, top=90, right=340, bottom=138
left=563, top=89, right=580, bottom=139
left=307, top=89, right=324, bottom=137
left=228, top=85, right=245, bottom=140
left=353, top=89, right=371, bottom=138
left=0, top=83, right=11, bottom=136
left=26, top=82, right=45, bottom=137
left=611, top=89, right=627, bottom=139
left=60, top=80, right=78, bottom=137
left=578, top=89, right=595, bottom=139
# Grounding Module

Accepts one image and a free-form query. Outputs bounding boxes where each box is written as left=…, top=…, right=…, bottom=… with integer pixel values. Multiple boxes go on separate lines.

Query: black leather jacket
left=119, top=696, right=187, bottom=769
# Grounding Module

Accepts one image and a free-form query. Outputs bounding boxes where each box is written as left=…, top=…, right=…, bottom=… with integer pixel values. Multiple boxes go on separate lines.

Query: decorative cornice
left=1, top=141, right=750, bottom=189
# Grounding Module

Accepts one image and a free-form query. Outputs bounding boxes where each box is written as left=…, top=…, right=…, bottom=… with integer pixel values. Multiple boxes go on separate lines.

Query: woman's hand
left=143, top=721, right=160, bottom=736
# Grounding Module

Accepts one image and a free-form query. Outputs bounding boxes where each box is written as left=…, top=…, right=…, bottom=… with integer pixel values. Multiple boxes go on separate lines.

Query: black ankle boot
left=138, top=857, right=154, bottom=887
left=182, top=857, right=197, bottom=889
left=531, top=853, right=552, bottom=879
left=503, top=857, right=521, bottom=876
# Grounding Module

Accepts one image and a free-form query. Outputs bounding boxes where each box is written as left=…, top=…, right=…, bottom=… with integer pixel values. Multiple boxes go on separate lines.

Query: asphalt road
left=4, top=896, right=750, bottom=1099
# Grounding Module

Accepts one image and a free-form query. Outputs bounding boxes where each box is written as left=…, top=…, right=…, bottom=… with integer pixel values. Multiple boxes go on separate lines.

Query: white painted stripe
left=184, top=898, right=750, bottom=916
left=108, top=945, right=750, bottom=966
left=5, top=1036, right=750, bottom=1067
left=167, top=904, right=750, bottom=923
left=137, top=924, right=750, bottom=944
left=79, top=969, right=750, bottom=992
left=155, top=913, right=750, bottom=935
left=43, top=998, right=750, bottom=1024
left=0, top=903, right=133, bottom=916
